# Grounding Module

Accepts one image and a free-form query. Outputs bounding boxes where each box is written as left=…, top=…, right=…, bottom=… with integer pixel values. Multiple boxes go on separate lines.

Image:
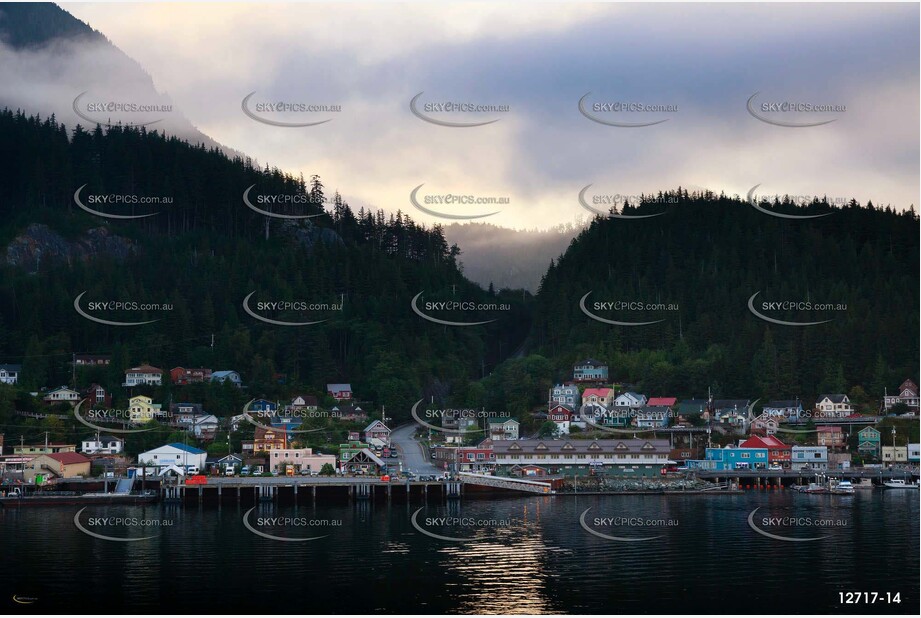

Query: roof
left=817, top=394, right=848, bottom=403
left=575, top=359, right=606, bottom=367
left=492, top=439, right=671, bottom=456
left=488, top=417, right=517, bottom=425
left=619, top=392, right=644, bottom=400
left=166, top=442, right=206, bottom=454
left=327, top=383, right=352, bottom=391
left=212, top=370, right=239, bottom=378
left=45, top=452, right=91, bottom=465
left=0, top=363, right=23, bottom=371
left=127, top=364, right=163, bottom=373
left=677, top=399, right=708, bottom=413
left=740, top=436, right=789, bottom=449
left=363, top=420, right=390, bottom=433
left=84, top=435, right=123, bottom=443
left=583, top=388, right=613, bottom=398
left=647, top=397, right=677, bottom=407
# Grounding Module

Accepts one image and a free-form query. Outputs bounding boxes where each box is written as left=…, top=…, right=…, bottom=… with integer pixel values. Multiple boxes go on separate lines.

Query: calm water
left=1, top=491, right=918, bottom=614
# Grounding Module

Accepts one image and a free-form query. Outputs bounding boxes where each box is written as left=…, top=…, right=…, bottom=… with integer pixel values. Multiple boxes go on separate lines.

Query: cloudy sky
left=46, top=3, right=921, bottom=228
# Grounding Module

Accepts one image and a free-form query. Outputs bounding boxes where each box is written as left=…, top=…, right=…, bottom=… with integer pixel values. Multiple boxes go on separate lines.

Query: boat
left=829, top=480, right=855, bottom=495
left=792, top=482, right=828, bottom=494
left=883, top=479, right=919, bottom=490
left=0, top=488, right=158, bottom=507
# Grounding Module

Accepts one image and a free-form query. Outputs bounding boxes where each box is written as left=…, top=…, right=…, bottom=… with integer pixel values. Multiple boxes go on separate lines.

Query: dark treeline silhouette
left=529, top=188, right=919, bottom=404
left=0, top=109, right=532, bottom=424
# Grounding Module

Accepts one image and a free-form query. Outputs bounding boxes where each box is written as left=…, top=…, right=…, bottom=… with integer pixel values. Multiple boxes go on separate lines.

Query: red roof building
left=740, top=435, right=792, bottom=465
left=647, top=397, right=678, bottom=407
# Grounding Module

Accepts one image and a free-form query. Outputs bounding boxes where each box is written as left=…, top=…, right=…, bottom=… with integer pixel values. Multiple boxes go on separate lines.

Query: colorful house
left=883, top=379, right=920, bottom=411
left=123, top=364, right=163, bottom=387
left=211, top=370, right=243, bottom=387
left=327, top=383, right=352, bottom=401
left=816, top=425, right=846, bottom=449
left=687, top=446, right=769, bottom=471
left=23, top=452, right=91, bottom=482
left=129, top=395, right=162, bottom=423
left=740, top=435, right=791, bottom=467
left=857, top=427, right=881, bottom=458
left=363, top=420, right=391, bottom=446
left=582, top=388, right=614, bottom=408
left=170, top=366, right=212, bottom=385
left=549, top=384, right=580, bottom=407
left=573, top=359, right=608, bottom=383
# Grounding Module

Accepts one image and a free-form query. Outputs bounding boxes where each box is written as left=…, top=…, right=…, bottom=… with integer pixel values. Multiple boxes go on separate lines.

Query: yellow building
left=129, top=395, right=162, bottom=423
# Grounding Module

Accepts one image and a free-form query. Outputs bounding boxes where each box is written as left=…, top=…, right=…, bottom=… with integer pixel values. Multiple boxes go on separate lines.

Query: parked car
left=240, top=466, right=251, bottom=475
left=224, top=467, right=236, bottom=476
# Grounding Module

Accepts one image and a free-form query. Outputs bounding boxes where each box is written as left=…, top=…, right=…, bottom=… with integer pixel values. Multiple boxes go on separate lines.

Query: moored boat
left=883, top=479, right=919, bottom=490
left=0, top=488, right=158, bottom=507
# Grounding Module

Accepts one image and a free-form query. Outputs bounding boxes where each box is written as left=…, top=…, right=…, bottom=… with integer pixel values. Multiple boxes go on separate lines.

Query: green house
left=857, top=427, right=881, bottom=457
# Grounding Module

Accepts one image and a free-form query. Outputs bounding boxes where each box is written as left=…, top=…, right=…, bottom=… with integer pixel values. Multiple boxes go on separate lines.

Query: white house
left=190, top=414, right=220, bottom=438
left=908, top=444, right=920, bottom=463
left=81, top=435, right=125, bottom=455
left=815, top=394, right=854, bottom=419
left=613, top=392, right=647, bottom=408
left=792, top=445, right=828, bottom=470
left=268, top=448, right=336, bottom=473
left=137, top=443, right=207, bottom=473
left=42, top=386, right=81, bottom=405
left=0, top=364, right=22, bottom=385
left=123, top=365, right=163, bottom=387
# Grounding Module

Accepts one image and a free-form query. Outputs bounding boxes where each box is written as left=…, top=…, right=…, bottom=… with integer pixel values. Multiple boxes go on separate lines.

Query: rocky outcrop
left=4, top=223, right=137, bottom=273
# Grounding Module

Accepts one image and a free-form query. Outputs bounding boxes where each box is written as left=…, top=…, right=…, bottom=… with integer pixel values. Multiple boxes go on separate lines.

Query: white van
left=185, top=465, right=200, bottom=475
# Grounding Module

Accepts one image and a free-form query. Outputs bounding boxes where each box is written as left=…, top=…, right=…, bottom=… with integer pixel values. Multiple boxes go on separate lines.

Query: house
left=123, top=364, right=164, bottom=387
left=73, top=354, right=111, bottom=366
left=881, top=446, right=908, bottom=464
left=573, top=359, right=608, bottom=382
left=883, top=379, right=920, bottom=412
left=762, top=400, right=804, bottom=423
left=613, top=392, right=647, bottom=408
left=14, top=444, right=77, bottom=456
left=82, top=384, right=112, bottom=407
left=332, top=404, right=367, bottom=422
left=190, top=414, right=219, bottom=439
left=208, top=453, right=244, bottom=474
left=491, top=439, right=672, bottom=478
left=548, top=403, right=575, bottom=434
left=81, top=435, right=124, bottom=455
left=248, top=399, right=278, bottom=415
left=338, top=440, right=386, bottom=475
left=582, top=388, right=614, bottom=408
left=431, top=445, right=458, bottom=468
left=549, top=384, right=580, bottom=408
left=268, top=448, right=336, bottom=474
left=252, top=426, right=287, bottom=452
left=170, top=366, right=213, bottom=385
left=42, top=386, right=81, bottom=405
left=290, top=394, right=318, bottom=411
left=169, top=403, right=204, bottom=425
left=687, top=446, right=769, bottom=471
left=750, top=414, right=780, bottom=436
left=137, top=443, right=207, bottom=473
left=908, top=444, right=920, bottom=463
left=740, top=435, right=791, bottom=467
left=363, top=420, right=391, bottom=446
left=676, top=398, right=708, bottom=418
left=815, top=394, right=854, bottom=419
left=456, top=444, right=496, bottom=473
left=816, top=425, right=846, bottom=449
left=634, top=405, right=671, bottom=429
left=23, top=452, right=91, bottom=482
left=647, top=396, right=677, bottom=408
left=792, top=445, right=828, bottom=470
left=327, top=383, right=353, bottom=401
left=211, top=370, right=243, bottom=387
left=488, top=417, right=520, bottom=440
left=0, top=363, right=22, bottom=385
left=129, top=395, right=162, bottom=423
left=712, top=400, right=751, bottom=425
left=857, top=427, right=881, bottom=458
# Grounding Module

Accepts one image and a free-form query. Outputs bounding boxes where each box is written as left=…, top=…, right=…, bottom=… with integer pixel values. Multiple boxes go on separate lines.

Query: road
left=389, top=423, right=442, bottom=476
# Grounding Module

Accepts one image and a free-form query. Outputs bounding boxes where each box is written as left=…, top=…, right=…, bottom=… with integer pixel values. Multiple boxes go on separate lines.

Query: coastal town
left=0, top=357, right=918, bottom=497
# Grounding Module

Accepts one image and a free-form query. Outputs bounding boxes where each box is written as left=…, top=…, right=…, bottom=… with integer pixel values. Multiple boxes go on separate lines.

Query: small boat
left=829, top=480, right=855, bottom=495
left=883, top=479, right=919, bottom=490
left=796, top=482, right=828, bottom=494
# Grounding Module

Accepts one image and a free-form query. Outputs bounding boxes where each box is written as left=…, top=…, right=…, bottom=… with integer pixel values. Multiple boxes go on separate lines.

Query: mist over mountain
left=443, top=222, right=582, bottom=293
left=0, top=2, right=241, bottom=158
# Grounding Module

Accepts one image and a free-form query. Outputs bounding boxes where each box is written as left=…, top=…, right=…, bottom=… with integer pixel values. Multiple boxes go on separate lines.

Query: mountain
left=527, top=189, right=919, bottom=402
left=443, top=222, right=580, bottom=292
left=0, top=2, right=241, bottom=157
